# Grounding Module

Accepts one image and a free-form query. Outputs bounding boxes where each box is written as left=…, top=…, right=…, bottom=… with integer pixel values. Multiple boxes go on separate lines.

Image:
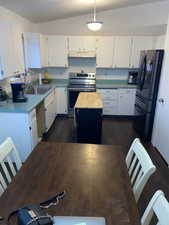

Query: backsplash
left=0, top=70, right=39, bottom=94
left=0, top=58, right=138, bottom=90
left=44, top=57, right=138, bottom=81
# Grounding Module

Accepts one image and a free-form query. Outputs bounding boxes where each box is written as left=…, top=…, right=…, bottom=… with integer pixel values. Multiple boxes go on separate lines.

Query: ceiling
left=0, top=0, right=167, bottom=23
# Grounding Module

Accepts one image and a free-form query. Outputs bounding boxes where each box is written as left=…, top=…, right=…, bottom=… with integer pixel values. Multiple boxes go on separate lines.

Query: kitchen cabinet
left=12, top=22, right=25, bottom=75
left=113, top=37, right=132, bottom=68
left=0, top=56, right=4, bottom=80
left=23, top=33, right=47, bottom=70
left=97, top=88, right=136, bottom=116
left=68, top=36, right=96, bottom=53
left=0, top=17, right=25, bottom=78
left=154, top=35, right=165, bottom=49
left=44, top=90, right=56, bottom=131
left=75, top=92, right=102, bottom=144
left=46, top=36, right=68, bottom=67
left=55, top=87, right=68, bottom=114
left=118, top=89, right=136, bottom=115
left=97, top=89, right=119, bottom=115
left=0, top=18, right=13, bottom=78
left=0, top=109, right=39, bottom=162
left=29, top=109, right=39, bottom=149
left=96, top=37, right=115, bottom=68
left=131, top=36, right=155, bottom=68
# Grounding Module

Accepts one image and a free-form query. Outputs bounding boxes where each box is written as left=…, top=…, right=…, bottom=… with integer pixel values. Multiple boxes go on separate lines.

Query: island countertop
left=75, top=92, right=103, bottom=109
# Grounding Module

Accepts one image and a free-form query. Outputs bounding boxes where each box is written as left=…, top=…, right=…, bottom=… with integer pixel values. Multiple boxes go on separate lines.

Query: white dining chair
left=0, top=137, right=22, bottom=195
left=126, top=138, right=156, bottom=202
left=0, top=183, right=4, bottom=196
left=141, top=190, right=169, bottom=225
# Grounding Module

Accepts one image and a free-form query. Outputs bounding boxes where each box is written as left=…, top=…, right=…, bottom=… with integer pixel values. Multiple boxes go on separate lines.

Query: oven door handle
left=68, top=88, right=82, bottom=91
left=68, top=88, right=96, bottom=91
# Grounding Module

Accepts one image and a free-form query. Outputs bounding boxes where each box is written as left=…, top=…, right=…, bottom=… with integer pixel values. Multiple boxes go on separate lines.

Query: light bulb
left=87, top=21, right=103, bottom=31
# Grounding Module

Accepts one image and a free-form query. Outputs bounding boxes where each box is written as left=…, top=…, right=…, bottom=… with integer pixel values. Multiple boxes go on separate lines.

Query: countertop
left=75, top=92, right=103, bottom=109
left=0, top=79, right=136, bottom=113
left=0, top=79, right=68, bottom=113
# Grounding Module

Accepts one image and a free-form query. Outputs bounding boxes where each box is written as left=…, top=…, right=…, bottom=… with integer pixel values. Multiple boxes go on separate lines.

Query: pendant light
left=87, top=0, right=103, bottom=31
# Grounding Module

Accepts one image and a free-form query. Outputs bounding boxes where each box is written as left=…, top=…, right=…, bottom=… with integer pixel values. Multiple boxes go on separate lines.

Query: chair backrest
left=0, top=183, right=4, bottom=196
left=141, top=190, right=169, bottom=225
left=126, top=138, right=156, bottom=202
left=0, top=137, right=22, bottom=195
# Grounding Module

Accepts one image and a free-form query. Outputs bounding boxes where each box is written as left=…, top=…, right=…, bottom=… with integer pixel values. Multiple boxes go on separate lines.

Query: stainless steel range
left=68, top=72, right=96, bottom=115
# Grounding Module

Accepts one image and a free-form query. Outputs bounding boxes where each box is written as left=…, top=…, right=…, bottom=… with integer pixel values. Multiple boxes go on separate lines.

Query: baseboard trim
left=57, top=114, right=69, bottom=118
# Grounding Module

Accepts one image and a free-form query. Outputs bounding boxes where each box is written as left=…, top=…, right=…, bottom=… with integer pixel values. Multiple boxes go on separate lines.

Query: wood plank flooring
left=44, top=117, right=169, bottom=223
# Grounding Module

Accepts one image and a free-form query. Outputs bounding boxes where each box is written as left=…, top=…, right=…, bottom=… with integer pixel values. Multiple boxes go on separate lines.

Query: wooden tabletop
left=75, top=92, right=103, bottom=109
left=0, top=142, right=140, bottom=225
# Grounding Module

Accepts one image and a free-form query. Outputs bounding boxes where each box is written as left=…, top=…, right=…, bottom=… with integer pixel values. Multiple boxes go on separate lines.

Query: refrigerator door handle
left=140, top=56, right=147, bottom=90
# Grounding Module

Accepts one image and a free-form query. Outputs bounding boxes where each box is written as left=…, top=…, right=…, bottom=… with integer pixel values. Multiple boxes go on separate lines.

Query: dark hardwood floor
left=44, top=117, right=169, bottom=222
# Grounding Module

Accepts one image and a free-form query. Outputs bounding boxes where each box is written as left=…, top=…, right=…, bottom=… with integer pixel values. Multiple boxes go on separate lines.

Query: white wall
left=0, top=6, right=35, bottom=32
left=152, top=13, right=169, bottom=164
left=0, top=6, right=36, bottom=91
left=37, top=1, right=169, bottom=36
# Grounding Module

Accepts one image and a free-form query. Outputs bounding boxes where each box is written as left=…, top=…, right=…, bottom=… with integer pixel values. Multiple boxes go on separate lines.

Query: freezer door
left=137, top=50, right=164, bottom=100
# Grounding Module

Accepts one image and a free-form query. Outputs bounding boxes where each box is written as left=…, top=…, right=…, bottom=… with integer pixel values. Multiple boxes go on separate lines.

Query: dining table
left=0, top=142, right=140, bottom=225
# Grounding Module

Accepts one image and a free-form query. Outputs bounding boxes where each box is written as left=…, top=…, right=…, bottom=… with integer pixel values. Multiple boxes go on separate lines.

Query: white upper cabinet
left=12, top=22, right=25, bottom=74
left=96, top=37, right=115, bottom=68
left=40, top=35, right=48, bottom=67
left=46, top=36, right=68, bottom=67
left=23, top=33, right=47, bottom=70
left=0, top=18, right=15, bottom=78
left=0, top=17, right=25, bottom=78
left=113, top=36, right=132, bottom=68
left=154, top=35, right=165, bottom=49
left=68, top=36, right=96, bottom=53
left=131, top=36, right=155, bottom=68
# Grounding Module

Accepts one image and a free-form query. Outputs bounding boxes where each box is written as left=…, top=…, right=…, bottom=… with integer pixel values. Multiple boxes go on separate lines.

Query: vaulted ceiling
left=0, top=0, right=167, bottom=23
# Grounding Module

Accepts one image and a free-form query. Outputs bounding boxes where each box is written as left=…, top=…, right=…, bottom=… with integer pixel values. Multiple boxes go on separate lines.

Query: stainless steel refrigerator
left=133, top=49, right=164, bottom=141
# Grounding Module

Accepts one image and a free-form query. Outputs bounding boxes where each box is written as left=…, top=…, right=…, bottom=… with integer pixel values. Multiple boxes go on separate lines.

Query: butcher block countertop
left=75, top=92, right=103, bottom=109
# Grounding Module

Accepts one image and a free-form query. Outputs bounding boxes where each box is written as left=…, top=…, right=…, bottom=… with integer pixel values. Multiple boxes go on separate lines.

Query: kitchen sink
left=25, top=86, right=51, bottom=95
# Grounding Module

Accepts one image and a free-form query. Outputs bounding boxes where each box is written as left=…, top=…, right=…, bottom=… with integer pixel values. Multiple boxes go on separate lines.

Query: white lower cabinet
left=97, top=88, right=136, bottom=116
left=0, top=109, right=39, bottom=162
left=55, top=87, right=68, bottom=114
left=44, top=90, right=56, bottom=131
left=97, top=89, right=119, bottom=115
left=118, top=89, right=136, bottom=115
left=29, top=109, right=39, bottom=150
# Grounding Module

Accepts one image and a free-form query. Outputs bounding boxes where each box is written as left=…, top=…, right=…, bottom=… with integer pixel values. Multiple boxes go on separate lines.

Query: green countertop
left=0, top=79, right=136, bottom=113
left=0, top=79, right=68, bottom=113
left=0, top=94, right=45, bottom=113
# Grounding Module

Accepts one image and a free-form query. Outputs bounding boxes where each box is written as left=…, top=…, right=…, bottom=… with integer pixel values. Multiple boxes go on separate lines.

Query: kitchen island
left=75, top=92, right=103, bottom=144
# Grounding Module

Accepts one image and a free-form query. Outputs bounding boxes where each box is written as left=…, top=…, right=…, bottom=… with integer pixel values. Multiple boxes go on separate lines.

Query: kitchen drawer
left=103, top=108, right=118, bottom=115
left=118, top=89, right=136, bottom=95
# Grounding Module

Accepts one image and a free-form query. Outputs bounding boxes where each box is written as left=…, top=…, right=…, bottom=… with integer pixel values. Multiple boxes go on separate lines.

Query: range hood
left=68, top=50, right=96, bottom=58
